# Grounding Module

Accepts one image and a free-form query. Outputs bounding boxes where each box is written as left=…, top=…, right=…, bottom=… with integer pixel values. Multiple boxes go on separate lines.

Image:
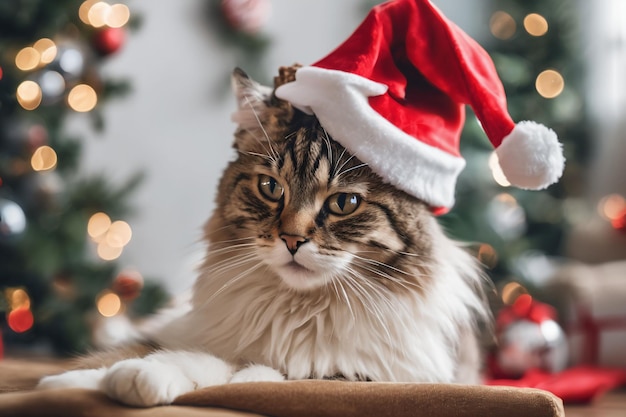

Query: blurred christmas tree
left=0, top=0, right=168, bottom=356
left=439, top=0, right=591, bottom=300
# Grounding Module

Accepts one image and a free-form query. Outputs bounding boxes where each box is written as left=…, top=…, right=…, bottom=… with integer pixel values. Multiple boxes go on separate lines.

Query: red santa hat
left=275, top=0, right=565, bottom=214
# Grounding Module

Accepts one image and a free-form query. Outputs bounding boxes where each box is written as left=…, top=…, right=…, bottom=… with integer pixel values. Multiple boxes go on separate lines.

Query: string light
left=16, top=80, right=43, bottom=110
left=96, top=290, right=122, bottom=317
left=501, top=281, right=528, bottom=305
left=87, top=212, right=133, bottom=261
left=490, top=11, right=516, bottom=40
left=15, top=47, right=40, bottom=71
left=524, top=13, right=548, bottom=37
left=68, top=84, right=97, bottom=112
left=31, top=145, right=58, bottom=171
left=33, top=38, right=58, bottom=65
left=107, top=4, right=130, bottom=28
left=88, top=2, right=112, bottom=28
left=8, top=288, right=31, bottom=310
left=488, top=152, right=511, bottom=187
left=105, top=220, right=132, bottom=248
left=79, top=0, right=100, bottom=24
left=88, top=212, right=112, bottom=241
left=535, top=69, right=564, bottom=99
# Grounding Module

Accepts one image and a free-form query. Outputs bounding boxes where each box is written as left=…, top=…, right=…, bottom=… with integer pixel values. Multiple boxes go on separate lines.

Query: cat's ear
left=231, top=68, right=272, bottom=111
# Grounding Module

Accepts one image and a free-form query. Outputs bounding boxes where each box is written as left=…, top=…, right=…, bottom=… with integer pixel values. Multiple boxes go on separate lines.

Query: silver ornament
left=497, top=318, right=569, bottom=377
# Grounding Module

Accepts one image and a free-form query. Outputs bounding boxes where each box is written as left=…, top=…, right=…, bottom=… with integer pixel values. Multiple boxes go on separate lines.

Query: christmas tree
left=439, top=0, right=591, bottom=302
left=0, top=0, right=167, bottom=356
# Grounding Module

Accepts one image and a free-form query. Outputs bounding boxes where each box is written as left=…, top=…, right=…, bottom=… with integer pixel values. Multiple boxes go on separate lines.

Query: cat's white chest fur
left=155, top=233, right=479, bottom=384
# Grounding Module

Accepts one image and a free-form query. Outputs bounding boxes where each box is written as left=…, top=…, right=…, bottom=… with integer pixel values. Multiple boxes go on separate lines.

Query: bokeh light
left=97, top=241, right=124, bottom=261
left=88, top=2, right=112, bottom=28
left=597, top=194, right=626, bottom=220
left=536, top=69, right=564, bottom=99
left=88, top=212, right=112, bottom=241
left=79, top=0, right=100, bottom=24
left=477, top=244, right=498, bottom=269
left=68, top=84, right=97, bottom=112
left=33, top=38, right=58, bottom=65
left=107, top=4, right=130, bottom=28
left=15, top=47, right=40, bottom=71
left=501, top=281, right=528, bottom=305
left=489, top=152, right=511, bottom=187
left=31, top=145, right=58, bottom=171
left=8, top=288, right=31, bottom=310
left=105, top=220, right=132, bottom=248
left=16, top=80, right=43, bottom=110
left=96, top=290, right=122, bottom=317
left=524, top=13, right=548, bottom=37
left=490, top=11, right=516, bottom=40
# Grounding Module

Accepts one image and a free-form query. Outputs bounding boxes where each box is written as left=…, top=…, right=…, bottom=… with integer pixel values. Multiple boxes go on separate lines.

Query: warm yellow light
left=598, top=194, right=626, bottom=220
left=536, top=69, right=564, bottom=99
left=79, top=0, right=100, bottom=24
left=88, top=212, right=112, bottom=241
left=15, top=47, right=40, bottom=71
left=106, top=220, right=132, bottom=248
left=488, top=152, right=511, bottom=187
left=501, top=282, right=528, bottom=305
left=107, top=4, right=130, bottom=28
left=490, top=11, right=516, bottom=40
left=96, top=291, right=122, bottom=317
left=33, top=38, right=57, bottom=65
left=97, top=241, right=124, bottom=261
left=8, top=288, right=31, bottom=310
left=31, top=145, right=58, bottom=171
left=88, top=2, right=112, bottom=28
left=16, top=80, right=43, bottom=110
left=68, top=84, right=97, bottom=112
left=477, top=244, right=498, bottom=269
left=524, top=13, right=548, bottom=36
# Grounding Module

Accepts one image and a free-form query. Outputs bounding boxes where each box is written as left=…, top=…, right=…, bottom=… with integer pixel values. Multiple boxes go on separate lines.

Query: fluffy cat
left=37, top=68, right=490, bottom=407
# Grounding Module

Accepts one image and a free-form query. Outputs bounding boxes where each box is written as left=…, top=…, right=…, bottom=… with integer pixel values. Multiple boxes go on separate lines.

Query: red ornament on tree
left=112, top=270, right=144, bottom=301
left=221, top=0, right=271, bottom=34
left=7, top=307, right=34, bottom=333
left=93, top=27, right=126, bottom=56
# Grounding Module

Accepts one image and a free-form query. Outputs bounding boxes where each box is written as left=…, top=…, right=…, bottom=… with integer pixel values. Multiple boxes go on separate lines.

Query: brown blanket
left=0, top=358, right=564, bottom=417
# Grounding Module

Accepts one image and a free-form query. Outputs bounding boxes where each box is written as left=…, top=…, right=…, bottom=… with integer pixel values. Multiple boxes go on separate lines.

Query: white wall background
left=67, top=0, right=485, bottom=293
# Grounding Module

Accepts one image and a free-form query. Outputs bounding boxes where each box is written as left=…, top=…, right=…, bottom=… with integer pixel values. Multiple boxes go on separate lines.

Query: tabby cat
left=37, top=69, right=490, bottom=406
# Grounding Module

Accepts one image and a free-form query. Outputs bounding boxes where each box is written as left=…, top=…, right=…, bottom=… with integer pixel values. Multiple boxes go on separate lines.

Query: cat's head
left=206, top=68, right=438, bottom=293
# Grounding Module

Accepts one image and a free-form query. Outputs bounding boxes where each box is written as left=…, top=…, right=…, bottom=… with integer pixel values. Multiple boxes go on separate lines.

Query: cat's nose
left=279, top=234, right=309, bottom=255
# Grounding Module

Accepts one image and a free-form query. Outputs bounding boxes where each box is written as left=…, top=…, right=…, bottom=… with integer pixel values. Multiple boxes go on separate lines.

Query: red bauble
left=93, top=27, right=126, bottom=56
left=7, top=307, right=34, bottom=333
left=112, top=270, right=144, bottom=301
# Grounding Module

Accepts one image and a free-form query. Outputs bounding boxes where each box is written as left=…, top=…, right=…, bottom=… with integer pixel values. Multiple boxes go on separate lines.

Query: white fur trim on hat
left=495, top=121, right=565, bottom=190
left=275, top=66, right=466, bottom=208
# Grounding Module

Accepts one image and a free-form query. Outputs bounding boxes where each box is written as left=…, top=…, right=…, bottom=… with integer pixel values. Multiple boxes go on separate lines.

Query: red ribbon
left=569, top=305, right=626, bottom=364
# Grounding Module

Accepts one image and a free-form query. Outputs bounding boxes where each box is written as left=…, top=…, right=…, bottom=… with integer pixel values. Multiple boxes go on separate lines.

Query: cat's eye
left=258, top=174, right=284, bottom=201
left=326, top=193, right=361, bottom=216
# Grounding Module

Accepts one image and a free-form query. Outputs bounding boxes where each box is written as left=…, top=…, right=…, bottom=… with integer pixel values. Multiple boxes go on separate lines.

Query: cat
left=37, top=67, right=491, bottom=407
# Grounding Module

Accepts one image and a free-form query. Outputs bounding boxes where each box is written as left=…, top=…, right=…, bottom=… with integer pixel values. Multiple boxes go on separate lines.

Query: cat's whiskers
left=330, top=278, right=356, bottom=323
left=202, top=257, right=264, bottom=307
left=333, top=153, right=355, bottom=179
left=204, top=252, right=258, bottom=277
left=237, top=149, right=274, bottom=161
left=349, top=258, right=424, bottom=293
left=336, top=162, right=369, bottom=179
left=243, top=95, right=279, bottom=162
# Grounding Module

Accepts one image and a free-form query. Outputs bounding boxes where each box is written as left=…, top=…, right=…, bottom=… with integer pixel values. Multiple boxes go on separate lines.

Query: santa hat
left=275, top=0, right=565, bottom=214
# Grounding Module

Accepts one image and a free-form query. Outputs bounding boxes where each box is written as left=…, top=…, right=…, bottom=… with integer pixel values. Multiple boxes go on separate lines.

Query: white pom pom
left=495, top=121, right=565, bottom=190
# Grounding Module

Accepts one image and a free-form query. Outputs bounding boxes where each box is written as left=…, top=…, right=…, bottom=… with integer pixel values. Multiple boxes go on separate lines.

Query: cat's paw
left=37, top=368, right=106, bottom=390
left=101, top=358, right=193, bottom=407
left=230, top=365, right=285, bottom=383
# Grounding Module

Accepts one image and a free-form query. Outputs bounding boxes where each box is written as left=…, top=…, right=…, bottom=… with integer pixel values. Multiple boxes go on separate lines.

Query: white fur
left=37, top=368, right=107, bottom=391
left=275, top=67, right=466, bottom=209
left=230, top=365, right=285, bottom=383
left=153, top=215, right=485, bottom=384
left=496, top=121, right=565, bottom=189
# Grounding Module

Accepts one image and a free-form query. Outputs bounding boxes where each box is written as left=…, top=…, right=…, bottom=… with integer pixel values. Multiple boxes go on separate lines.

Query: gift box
left=546, top=261, right=626, bottom=368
